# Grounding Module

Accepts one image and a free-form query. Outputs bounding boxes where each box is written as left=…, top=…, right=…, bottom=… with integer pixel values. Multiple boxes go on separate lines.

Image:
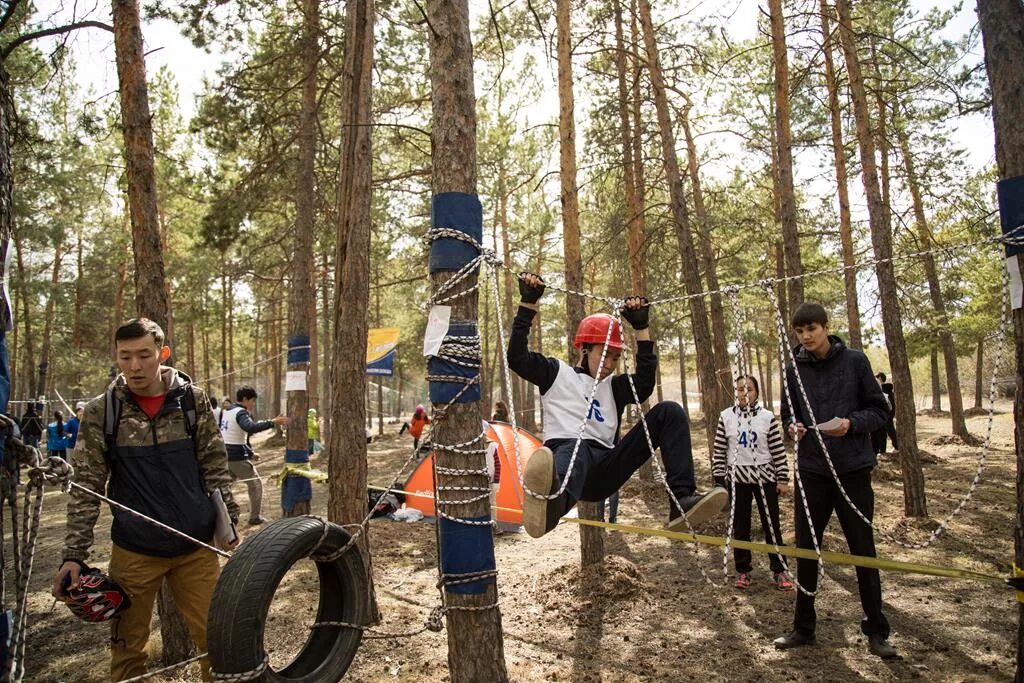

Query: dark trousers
left=793, top=469, right=889, bottom=638
left=871, top=419, right=898, bottom=454
left=547, top=401, right=695, bottom=514
left=598, top=490, right=620, bottom=523
left=732, top=482, right=785, bottom=574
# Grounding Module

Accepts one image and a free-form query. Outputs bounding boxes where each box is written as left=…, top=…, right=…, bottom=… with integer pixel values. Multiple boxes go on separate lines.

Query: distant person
left=47, top=411, right=68, bottom=460
left=871, top=372, right=898, bottom=455
left=508, top=272, right=726, bottom=538
left=64, top=402, right=85, bottom=450
left=221, top=385, right=288, bottom=525
left=491, top=400, right=510, bottom=423
left=773, top=303, right=896, bottom=659
left=20, top=403, right=43, bottom=448
left=712, top=375, right=792, bottom=591
left=210, top=396, right=223, bottom=429
left=307, top=408, right=321, bottom=454
left=399, top=405, right=430, bottom=451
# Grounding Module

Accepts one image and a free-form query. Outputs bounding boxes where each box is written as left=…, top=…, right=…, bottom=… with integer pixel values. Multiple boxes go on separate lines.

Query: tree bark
left=930, top=345, right=942, bottom=412
left=818, top=0, right=862, bottom=349
left=975, top=339, right=984, bottom=410
left=768, top=0, right=804, bottom=315
left=426, top=1, right=508, bottom=678
left=836, top=0, right=926, bottom=516
left=37, top=238, right=64, bottom=399
left=283, top=0, right=320, bottom=519
left=73, top=226, right=83, bottom=351
left=637, top=0, right=720, bottom=446
left=974, top=0, right=1024, bottom=676
left=556, top=0, right=605, bottom=566
left=112, top=0, right=191, bottom=659
left=895, top=120, right=968, bottom=437
left=677, top=331, right=688, bottom=414
left=614, top=0, right=644, bottom=295
left=681, top=104, right=730, bottom=400
left=328, top=0, right=377, bottom=622
left=12, top=233, right=35, bottom=398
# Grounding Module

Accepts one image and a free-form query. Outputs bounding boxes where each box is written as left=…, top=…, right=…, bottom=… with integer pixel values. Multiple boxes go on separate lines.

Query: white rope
left=115, top=653, right=208, bottom=683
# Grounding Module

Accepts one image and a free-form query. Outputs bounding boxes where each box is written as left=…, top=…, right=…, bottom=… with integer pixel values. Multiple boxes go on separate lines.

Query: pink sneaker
left=774, top=572, right=795, bottom=591
left=735, top=572, right=751, bottom=590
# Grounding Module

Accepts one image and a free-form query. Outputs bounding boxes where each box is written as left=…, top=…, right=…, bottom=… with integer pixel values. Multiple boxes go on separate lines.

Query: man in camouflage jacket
left=51, top=318, right=240, bottom=682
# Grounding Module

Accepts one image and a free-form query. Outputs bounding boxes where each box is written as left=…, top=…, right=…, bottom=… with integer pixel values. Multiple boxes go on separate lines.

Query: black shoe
left=868, top=634, right=898, bottom=659
left=774, top=630, right=816, bottom=650
left=248, top=516, right=267, bottom=526
left=665, top=487, right=729, bottom=530
left=522, top=447, right=567, bottom=538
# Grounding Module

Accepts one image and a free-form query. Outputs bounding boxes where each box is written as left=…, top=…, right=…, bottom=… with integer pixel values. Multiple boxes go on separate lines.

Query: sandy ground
left=10, top=403, right=1021, bottom=682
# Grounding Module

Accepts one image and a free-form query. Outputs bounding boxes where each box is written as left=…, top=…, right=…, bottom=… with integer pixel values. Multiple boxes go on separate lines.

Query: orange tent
left=403, top=421, right=541, bottom=526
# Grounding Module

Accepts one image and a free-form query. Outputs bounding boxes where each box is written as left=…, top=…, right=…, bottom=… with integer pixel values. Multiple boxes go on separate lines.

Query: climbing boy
left=773, top=302, right=897, bottom=658
left=51, top=318, right=239, bottom=681
left=509, top=272, right=727, bottom=538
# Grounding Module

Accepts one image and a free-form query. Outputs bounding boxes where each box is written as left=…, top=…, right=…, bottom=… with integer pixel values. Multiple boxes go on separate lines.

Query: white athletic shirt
left=221, top=405, right=248, bottom=446
left=540, top=361, right=618, bottom=449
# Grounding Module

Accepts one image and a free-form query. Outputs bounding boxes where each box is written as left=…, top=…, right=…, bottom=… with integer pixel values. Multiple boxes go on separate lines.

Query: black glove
left=518, top=272, right=546, bottom=304
left=620, top=296, right=650, bottom=330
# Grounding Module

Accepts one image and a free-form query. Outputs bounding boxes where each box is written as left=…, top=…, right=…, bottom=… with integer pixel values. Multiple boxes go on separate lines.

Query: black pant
left=732, top=482, right=785, bottom=574
left=871, top=419, right=898, bottom=454
left=547, top=401, right=695, bottom=515
left=793, top=469, right=889, bottom=638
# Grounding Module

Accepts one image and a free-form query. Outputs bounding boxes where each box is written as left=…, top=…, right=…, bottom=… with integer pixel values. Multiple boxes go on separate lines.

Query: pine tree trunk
left=896, top=122, right=968, bottom=436
left=930, top=345, right=942, bottom=412
left=36, top=236, right=63, bottom=400
left=328, top=0, right=377, bottom=622
left=835, top=0, right=926, bottom=516
left=112, top=0, right=193, bottom=659
left=320, top=247, right=333, bottom=439
left=12, top=234, right=35, bottom=398
left=284, top=0, right=319, bottom=519
left=975, top=339, right=984, bottom=410
left=638, top=0, right=720, bottom=446
left=769, top=0, right=804, bottom=315
left=556, top=0, right=605, bottom=566
left=426, top=1, right=508, bottom=677
left=614, top=0, right=644, bottom=295
left=73, top=227, right=83, bottom=351
left=681, top=105, right=731, bottom=400
left=677, top=331, right=688, bottom=414
left=819, top=0, right=862, bottom=349
left=974, top=0, right=1024, bottom=675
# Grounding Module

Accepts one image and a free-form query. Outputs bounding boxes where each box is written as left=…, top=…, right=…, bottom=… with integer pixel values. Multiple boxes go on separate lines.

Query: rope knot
left=425, top=606, right=446, bottom=632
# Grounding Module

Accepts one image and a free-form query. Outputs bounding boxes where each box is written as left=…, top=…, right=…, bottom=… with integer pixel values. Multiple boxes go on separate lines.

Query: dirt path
left=11, top=405, right=1019, bottom=681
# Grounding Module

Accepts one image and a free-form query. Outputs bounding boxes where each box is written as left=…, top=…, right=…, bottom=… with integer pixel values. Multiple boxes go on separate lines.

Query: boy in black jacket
left=773, top=303, right=898, bottom=659
left=509, top=272, right=726, bottom=538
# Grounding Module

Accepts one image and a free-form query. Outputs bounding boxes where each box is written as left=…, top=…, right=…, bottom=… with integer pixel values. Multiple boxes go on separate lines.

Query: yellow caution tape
left=279, top=462, right=329, bottom=485
left=367, top=483, right=1008, bottom=587
left=1014, top=563, right=1024, bottom=603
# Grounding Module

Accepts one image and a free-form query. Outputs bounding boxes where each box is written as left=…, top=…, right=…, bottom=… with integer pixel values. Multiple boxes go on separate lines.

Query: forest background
left=1, top=0, right=1011, bottom=445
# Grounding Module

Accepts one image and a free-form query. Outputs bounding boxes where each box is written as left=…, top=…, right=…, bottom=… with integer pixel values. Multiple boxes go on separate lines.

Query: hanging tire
left=208, top=516, right=369, bottom=682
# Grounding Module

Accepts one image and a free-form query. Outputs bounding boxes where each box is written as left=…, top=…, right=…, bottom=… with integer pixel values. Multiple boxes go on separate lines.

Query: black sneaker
left=665, top=487, right=729, bottom=531
left=522, top=447, right=566, bottom=538
left=774, top=630, right=816, bottom=650
left=248, top=516, right=267, bottom=526
left=868, top=634, right=898, bottom=659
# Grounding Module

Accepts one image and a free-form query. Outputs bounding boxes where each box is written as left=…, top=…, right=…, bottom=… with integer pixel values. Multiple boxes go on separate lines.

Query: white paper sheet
left=813, top=417, right=844, bottom=432
left=1008, top=255, right=1023, bottom=310
left=211, top=489, right=238, bottom=549
left=286, top=370, right=307, bottom=391
left=423, top=305, right=451, bottom=356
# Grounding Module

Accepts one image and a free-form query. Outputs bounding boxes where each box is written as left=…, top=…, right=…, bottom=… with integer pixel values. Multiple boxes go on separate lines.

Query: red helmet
left=64, top=567, right=132, bottom=622
left=573, top=314, right=625, bottom=350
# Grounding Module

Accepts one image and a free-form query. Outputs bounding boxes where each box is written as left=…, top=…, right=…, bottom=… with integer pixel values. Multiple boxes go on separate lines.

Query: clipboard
left=211, top=489, right=239, bottom=549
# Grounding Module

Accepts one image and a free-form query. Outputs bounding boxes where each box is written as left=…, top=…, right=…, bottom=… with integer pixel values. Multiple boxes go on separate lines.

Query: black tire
left=208, top=516, right=368, bottom=682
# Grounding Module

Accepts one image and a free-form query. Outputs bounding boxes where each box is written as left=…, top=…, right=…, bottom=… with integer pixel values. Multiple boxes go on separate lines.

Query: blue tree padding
left=998, top=175, right=1024, bottom=257
left=439, top=516, right=496, bottom=595
left=284, top=448, right=309, bottom=464
left=287, top=336, right=311, bottom=364
left=428, top=321, right=480, bottom=404
left=282, top=448, right=312, bottom=513
left=429, top=193, right=482, bottom=273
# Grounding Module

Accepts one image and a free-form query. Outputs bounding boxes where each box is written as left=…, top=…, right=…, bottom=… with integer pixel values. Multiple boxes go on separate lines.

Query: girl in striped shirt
left=712, top=375, right=793, bottom=591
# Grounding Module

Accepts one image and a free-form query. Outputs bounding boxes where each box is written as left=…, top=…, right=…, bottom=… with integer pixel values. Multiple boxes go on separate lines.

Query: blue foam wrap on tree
left=429, top=193, right=482, bottom=273
left=439, top=516, right=497, bottom=595
left=428, top=321, right=480, bottom=404
left=287, top=336, right=311, bottom=364
left=281, top=448, right=312, bottom=513
left=997, top=175, right=1024, bottom=257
